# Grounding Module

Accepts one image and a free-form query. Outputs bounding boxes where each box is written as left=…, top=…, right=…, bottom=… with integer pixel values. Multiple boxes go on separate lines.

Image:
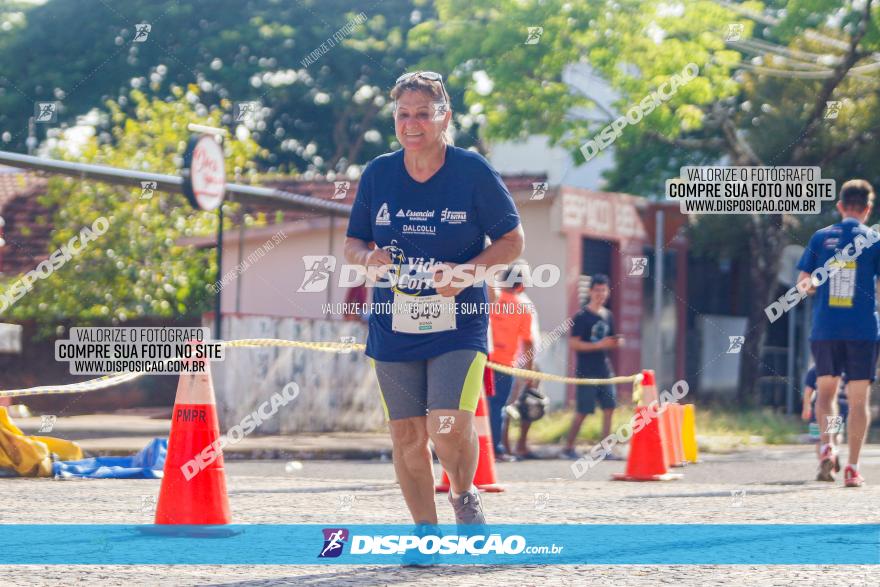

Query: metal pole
left=215, top=204, right=224, bottom=340
left=654, top=209, right=664, bottom=386
left=786, top=303, right=796, bottom=414
left=0, top=150, right=351, bottom=216
left=327, top=215, right=335, bottom=309
left=236, top=215, right=245, bottom=314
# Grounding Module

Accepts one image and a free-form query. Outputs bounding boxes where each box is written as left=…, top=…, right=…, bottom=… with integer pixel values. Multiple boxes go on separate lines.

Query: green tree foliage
left=422, top=0, right=879, bottom=403
left=0, top=0, right=453, bottom=173
left=1, top=87, right=262, bottom=335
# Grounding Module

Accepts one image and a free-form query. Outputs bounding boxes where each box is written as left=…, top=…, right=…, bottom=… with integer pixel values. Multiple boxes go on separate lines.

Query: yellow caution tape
left=0, top=338, right=642, bottom=397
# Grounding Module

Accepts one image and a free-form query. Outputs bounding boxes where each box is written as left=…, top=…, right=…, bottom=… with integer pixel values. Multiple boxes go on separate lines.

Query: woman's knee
left=389, top=418, right=430, bottom=450
left=427, top=411, right=474, bottom=447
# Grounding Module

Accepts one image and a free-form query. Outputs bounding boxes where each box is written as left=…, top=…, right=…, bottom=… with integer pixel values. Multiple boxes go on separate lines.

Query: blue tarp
left=52, top=438, right=167, bottom=479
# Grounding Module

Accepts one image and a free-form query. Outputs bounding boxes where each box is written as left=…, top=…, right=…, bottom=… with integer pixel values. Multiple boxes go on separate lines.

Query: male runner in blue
left=797, top=179, right=877, bottom=487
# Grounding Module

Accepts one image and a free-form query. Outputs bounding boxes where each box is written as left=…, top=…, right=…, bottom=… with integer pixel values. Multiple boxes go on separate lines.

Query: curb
left=82, top=446, right=393, bottom=461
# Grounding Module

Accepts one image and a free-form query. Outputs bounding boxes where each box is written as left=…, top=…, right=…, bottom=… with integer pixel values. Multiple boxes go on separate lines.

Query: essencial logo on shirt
left=376, top=203, right=390, bottom=226
left=397, top=209, right=435, bottom=222
left=402, top=224, right=436, bottom=236
left=441, top=208, right=467, bottom=224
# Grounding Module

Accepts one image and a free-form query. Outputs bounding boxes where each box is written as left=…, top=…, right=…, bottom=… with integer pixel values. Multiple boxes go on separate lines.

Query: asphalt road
left=0, top=445, right=877, bottom=585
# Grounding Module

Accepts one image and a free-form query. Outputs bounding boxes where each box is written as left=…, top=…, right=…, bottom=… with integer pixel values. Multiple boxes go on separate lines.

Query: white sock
left=849, top=462, right=859, bottom=471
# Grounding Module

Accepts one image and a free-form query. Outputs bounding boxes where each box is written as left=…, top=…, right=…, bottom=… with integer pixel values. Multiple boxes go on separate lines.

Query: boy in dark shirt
left=562, top=274, right=623, bottom=460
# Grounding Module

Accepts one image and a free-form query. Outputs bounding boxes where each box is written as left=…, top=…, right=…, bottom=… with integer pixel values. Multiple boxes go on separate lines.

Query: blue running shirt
left=797, top=218, right=880, bottom=341
left=346, top=146, right=521, bottom=361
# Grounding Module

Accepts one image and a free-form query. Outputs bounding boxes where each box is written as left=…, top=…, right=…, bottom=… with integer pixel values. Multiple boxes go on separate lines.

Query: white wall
left=219, top=220, right=349, bottom=320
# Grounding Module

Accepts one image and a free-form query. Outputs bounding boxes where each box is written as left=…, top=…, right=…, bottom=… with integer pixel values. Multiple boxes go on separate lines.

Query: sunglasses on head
left=395, top=71, right=444, bottom=85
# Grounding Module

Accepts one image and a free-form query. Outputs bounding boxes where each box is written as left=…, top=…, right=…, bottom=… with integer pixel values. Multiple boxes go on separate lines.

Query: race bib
left=391, top=292, right=457, bottom=334
left=828, top=260, right=856, bottom=308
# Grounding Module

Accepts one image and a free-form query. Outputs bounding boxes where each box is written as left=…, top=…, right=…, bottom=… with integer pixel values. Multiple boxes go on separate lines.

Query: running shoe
left=817, top=444, right=840, bottom=482
left=401, top=522, right=441, bottom=567
left=560, top=448, right=582, bottom=460
left=449, top=488, right=487, bottom=525
left=844, top=465, right=865, bottom=488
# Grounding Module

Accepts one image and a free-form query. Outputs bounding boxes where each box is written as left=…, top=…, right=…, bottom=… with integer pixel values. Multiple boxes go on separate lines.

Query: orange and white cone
left=154, top=355, right=231, bottom=526
left=436, top=388, right=504, bottom=493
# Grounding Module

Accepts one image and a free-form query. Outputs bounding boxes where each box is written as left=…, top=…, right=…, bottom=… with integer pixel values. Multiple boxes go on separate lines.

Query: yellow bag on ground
left=0, top=407, right=83, bottom=477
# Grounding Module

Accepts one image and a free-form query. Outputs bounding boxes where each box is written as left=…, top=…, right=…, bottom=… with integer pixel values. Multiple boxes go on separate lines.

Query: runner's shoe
left=449, top=488, right=487, bottom=525
left=817, top=444, right=840, bottom=482
left=401, top=522, right=441, bottom=567
left=560, top=448, right=582, bottom=460
left=844, top=465, right=865, bottom=488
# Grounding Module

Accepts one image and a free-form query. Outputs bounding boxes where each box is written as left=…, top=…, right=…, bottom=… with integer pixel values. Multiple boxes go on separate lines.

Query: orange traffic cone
left=154, top=356, right=231, bottom=526
left=613, top=406, right=682, bottom=481
left=658, top=402, right=685, bottom=468
left=436, top=388, right=504, bottom=493
left=670, top=404, right=686, bottom=466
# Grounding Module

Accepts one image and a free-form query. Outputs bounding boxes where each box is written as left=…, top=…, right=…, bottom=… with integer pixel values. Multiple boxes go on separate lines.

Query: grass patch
left=516, top=406, right=805, bottom=450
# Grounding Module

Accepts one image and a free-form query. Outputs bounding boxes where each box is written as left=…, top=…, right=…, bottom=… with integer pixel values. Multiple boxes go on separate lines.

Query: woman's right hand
left=364, top=248, right=393, bottom=280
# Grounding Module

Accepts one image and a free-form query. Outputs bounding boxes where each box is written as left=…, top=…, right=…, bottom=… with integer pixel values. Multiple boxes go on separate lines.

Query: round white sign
left=187, top=136, right=226, bottom=211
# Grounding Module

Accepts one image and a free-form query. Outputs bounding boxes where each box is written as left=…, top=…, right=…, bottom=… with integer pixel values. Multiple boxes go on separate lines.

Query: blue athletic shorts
left=576, top=384, right=617, bottom=414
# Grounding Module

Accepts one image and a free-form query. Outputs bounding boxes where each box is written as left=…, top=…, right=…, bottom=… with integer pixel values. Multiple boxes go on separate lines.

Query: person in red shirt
left=488, top=261, right=537, bottom=461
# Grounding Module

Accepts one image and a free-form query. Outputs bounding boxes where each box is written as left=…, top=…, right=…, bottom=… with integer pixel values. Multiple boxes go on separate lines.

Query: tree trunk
left=737, top=214, right=785, bottom=407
